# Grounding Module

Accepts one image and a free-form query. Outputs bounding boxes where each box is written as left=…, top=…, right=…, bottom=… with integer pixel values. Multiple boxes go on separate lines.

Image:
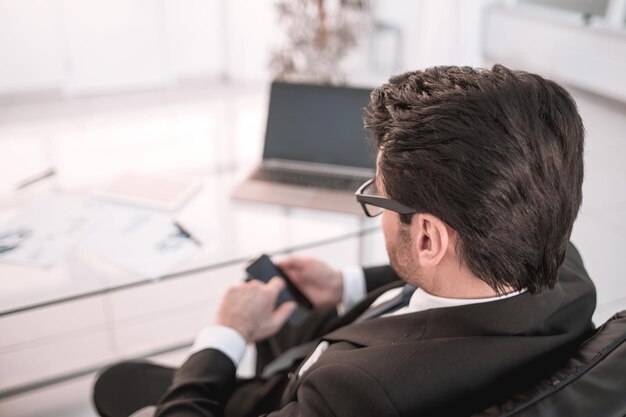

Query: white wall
left=484, top=4, right=626, bottom=103
left=373, top=0, right=501, bottom=72
left=0, top=0, right=284, bottom=96
left=61, top=0, right=167, bottom=95
left=0, top=0, right=227, bottom=96
left=0, top=0, right=501, bottom=96
left=2, top=0, right=625, bottom=99
left=223, top=0, right=281, bottom=82
left=161, top=0, right=224, bottom=78
left=0, top=0, right=65, bottom=93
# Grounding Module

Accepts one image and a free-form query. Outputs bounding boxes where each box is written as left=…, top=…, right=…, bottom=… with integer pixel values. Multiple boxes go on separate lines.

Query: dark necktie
left=261, top=283, right=416, bottom=378
left=353, top=283, right=416, bottom=322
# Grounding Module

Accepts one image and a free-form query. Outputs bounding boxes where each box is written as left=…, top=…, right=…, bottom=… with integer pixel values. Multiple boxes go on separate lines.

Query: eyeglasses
left=355, top=178, right=417, bottom=217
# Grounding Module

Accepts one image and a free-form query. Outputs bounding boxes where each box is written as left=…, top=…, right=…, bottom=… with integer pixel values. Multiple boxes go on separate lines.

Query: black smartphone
left=245, top=254, right=313, bottom=325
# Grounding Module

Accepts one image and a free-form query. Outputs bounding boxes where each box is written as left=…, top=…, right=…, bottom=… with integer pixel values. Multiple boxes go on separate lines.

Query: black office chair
left=474, top=310, right=626, bottom=417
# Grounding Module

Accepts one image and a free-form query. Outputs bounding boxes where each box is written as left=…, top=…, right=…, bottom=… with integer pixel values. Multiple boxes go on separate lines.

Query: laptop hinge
left=263, top=159, right=374, bottom=177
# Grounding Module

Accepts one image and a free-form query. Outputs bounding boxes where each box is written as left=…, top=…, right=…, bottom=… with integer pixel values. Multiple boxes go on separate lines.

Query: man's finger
left=266, top=276, right=286, bottom=295
left=276, top=258, right=298, bottom=272
left=271, top=301, right=297, bottom=328
left=275, top=258, right=292, bottom=268
left=280, top=256, right=310, bottom=270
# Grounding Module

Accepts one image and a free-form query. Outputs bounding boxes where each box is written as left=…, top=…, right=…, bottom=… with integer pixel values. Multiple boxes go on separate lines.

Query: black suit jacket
left=154, top=243, right=596, bottom=417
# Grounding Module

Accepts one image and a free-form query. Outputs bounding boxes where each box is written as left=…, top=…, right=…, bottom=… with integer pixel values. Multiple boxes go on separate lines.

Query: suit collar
left=323, top=263, right=596, bottom=347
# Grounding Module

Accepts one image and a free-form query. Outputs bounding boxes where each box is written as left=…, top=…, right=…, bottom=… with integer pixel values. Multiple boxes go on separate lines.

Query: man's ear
left=412, top=214, right=450, bottom=267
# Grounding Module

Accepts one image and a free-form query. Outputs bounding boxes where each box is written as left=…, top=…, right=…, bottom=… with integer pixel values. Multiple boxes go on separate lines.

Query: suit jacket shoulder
left=281, top=243, right=596, bottom=415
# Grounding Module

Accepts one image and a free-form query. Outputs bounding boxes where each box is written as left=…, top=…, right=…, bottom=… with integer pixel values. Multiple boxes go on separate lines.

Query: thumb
left=266, top=276, right=287, bottom=296
left=271, top=301, right=297, bottom=328
left=277, top=257, right=303, bottom=272
left=276, top=258, right=293, bottom=269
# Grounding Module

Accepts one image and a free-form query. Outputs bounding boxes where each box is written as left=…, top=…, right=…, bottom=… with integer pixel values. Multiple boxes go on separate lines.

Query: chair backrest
left=474, top=310, right=626, bottom=417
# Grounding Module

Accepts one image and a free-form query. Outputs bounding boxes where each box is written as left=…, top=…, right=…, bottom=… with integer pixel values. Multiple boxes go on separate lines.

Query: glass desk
left=0, top=87, right=387, bottom=399
left=0, top=170, right=385, bottom=398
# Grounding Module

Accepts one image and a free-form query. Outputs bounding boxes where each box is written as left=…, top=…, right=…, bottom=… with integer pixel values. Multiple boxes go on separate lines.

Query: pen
left=15, top=168, right=57, bottom=190
left=173, top=221, right=203, bottom=247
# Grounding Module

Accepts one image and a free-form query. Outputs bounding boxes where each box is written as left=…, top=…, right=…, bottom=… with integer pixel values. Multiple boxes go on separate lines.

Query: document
left=0, top=193, right=197, bottom=277
left=93, top=173, right=202, bottom=212
left=80, top=203, right=196, bottom=278
left=0, top=194, right=103, bottom=267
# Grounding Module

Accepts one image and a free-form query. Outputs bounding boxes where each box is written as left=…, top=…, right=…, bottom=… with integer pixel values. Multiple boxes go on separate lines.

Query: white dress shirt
left=187, top=267, right=524, bottom=367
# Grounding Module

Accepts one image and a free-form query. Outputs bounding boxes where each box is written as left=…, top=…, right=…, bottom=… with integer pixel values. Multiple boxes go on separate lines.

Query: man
left=93, top=65, right=596, bottom=417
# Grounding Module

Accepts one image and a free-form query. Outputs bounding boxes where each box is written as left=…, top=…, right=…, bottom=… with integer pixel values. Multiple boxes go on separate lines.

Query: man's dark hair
left=364, top=65, right=585, bottom=294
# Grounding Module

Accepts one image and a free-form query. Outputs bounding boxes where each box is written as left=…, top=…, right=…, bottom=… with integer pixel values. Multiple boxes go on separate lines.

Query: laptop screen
left=262, top=82, right=375, bottom=170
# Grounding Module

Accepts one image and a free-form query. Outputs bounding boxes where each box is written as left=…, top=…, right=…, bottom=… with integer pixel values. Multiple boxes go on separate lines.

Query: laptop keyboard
left=252, top=167, right=368, bottom=191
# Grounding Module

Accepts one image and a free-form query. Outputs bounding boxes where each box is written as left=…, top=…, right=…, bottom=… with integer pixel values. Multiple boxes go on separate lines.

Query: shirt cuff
left=187, top=325, right=247, bottom=367
left=337, top=265, right=366, bottom=316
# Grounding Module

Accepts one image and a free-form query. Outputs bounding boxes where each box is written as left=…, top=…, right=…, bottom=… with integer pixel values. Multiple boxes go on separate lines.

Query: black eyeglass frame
left=355, top=178, right=417, bottom=217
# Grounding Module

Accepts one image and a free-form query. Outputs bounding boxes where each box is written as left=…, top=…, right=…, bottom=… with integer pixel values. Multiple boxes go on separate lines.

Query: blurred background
left=1, top=0, right=625, bottom=95
left=1, top=0, right=625, bottom=416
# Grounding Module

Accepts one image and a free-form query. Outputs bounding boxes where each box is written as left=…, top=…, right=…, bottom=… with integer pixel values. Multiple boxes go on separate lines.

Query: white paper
left=80, top=203, right=195, bottom=278
left=0, top=194, right=103, bottom=267
left=93, top=173, right=202, bottom=212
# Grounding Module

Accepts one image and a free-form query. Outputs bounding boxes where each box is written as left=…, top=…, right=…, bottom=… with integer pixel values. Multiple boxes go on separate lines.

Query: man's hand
left=216, top=278, right=297, bottom=343
left=277, top=257, right=344, bottom=309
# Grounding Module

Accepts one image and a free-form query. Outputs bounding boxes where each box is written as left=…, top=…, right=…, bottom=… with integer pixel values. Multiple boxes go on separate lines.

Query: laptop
left=231, top=81, right=375, bottom=215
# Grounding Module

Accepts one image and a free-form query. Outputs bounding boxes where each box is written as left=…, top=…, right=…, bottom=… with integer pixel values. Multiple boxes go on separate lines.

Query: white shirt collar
left=387, top=286, right=526, bottom=317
